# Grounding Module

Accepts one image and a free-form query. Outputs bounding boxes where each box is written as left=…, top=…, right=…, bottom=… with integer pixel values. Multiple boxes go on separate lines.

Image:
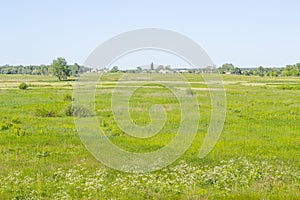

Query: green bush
left=277, top=84, right=300, bottom=90
left=63, top=94, right=73, bottom=102
left=64, top=104, right=73, bottom=117
left=11, top=116, right=21, bottom=124
left=0, top=122, right=12, bottom=131
left=64, top=104, right=92, bottom=117
left=13, top=125, right=26, bottom=136
left=19, top=82, right=28, bottom=90
left=34, top=107, right=56, bottom=117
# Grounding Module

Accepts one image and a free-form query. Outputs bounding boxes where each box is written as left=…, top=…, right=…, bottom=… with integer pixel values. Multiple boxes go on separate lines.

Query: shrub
left=34, top=107, right=56, bottom=117
left=277, top=84, right=300, bottom=90
left=19, top=82, right=28, bottom=90
left=64, top=104, right=92, bottom=117
left=13, top=125, right=26, bottom=136
left=64, top=104, right=73, bottom=117
left=63, top=94, right=73, bottom=102
left=0, top=122, right=12, bottom=130
left=36, top=151, right=50, bottom=158
left=11, top=116, right=21, bottom=124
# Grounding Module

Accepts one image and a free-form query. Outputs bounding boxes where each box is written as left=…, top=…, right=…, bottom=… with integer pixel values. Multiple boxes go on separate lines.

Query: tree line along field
left=0, top=73, right=299, bottom=199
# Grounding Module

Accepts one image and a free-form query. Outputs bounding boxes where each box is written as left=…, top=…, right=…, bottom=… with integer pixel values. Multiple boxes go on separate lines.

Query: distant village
left=1, top=61, right=300, bottom=77
left=90, top=62, right=300, bottom=77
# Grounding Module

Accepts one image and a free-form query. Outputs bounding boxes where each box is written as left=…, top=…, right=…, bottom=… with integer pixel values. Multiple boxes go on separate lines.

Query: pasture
left=0, top=74, right=299, bottom=199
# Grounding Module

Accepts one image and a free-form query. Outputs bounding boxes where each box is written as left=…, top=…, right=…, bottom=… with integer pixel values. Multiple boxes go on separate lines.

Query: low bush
left=19, top=82, right=28, bottom=90
left=64, top=104, right=92, bottom=117
left=11, top=116, right=21, bottom=124
left=0, top=122, right=12, bottom=131
left=63, top=94, right=73, bottom=102
left=34, top=107, right=56, bottom=117
left=12, top=125, right=27, bottom=136
left=277, top=84, right=300, bottom=90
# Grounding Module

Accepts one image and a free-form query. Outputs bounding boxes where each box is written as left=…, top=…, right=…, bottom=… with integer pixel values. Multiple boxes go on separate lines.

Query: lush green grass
left=0, top=74, right=299, bottom=199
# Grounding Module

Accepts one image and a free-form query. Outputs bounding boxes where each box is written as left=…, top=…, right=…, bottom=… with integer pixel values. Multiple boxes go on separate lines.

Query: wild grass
left=0, top=74, right=299, bottom=199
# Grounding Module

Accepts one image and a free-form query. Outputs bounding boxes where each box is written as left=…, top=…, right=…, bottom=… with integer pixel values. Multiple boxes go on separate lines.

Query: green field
left=0, top=74, right=299, bottom=199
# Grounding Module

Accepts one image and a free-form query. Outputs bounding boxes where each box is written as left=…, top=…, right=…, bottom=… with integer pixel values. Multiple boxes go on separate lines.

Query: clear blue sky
left=1, top=0, right=300, bottom=68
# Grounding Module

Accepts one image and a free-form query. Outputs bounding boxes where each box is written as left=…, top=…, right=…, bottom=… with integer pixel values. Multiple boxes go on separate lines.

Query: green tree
left=257, top=66, right=265, bottom=77
left=232, top=67, right=241, bottom=75
left=219, top=63, right=235, bottom=74
left=295, top=63, right=300, bottom=71
left=136, top=66, right=142, bottom=72
left=283, top=65, right=299, bottom=76
left=71, top=63, right=80, bottom=76
left=50, top=57, right=71, bottom=80
left=111, top=66, right=119, bottom=72
left=283, top=70, right=290, bottom=76
left=290, top=67, right=299, bottom=76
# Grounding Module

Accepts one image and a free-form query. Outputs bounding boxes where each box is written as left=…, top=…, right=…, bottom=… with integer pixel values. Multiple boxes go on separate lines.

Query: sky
left=1, top=0, right=300, bottom=68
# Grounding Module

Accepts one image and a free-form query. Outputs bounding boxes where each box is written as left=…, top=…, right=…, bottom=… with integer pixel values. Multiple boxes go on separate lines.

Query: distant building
left=159, top=69, right=172, bottom=74
left=90, top=68, right=108, bottom=73
left=177, top=69, right=189, bottom=73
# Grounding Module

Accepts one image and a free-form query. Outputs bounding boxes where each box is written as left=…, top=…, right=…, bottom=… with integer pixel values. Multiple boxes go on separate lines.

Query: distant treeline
left=0, top=63, right=90, bottom=76
left=1, top=61, right=300, bottom=77
left=218, top=63, right=300, bottom=77
left=110, top=63, right=300, bottom=77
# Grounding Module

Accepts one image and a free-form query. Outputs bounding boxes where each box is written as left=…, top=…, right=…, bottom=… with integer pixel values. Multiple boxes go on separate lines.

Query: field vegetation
left=0, top=74, right=299, bottom=199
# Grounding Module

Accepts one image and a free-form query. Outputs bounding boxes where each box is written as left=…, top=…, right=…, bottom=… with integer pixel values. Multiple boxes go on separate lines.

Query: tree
left=233, top=67, right=241, bottom=75
left=111, top=66, right=119, bottom=72
left=71, top=63, right=80, bottom=76
left=50, top=57, right=71, bottom=80
left=150, top=62, right=154, bottom=70
left=272, top=71, right=278, bottom=77
left=136, top=66, right=142, bottom=72
left=290, top=67, right=299, bottom=76
left=156, top=65, right=164, bottom=72
left=257, top=66, right=265, bottom=77
left=296, top=63, right=300, bottom=71
left=283, top=65, right=299, bottom=76
left=219, top=63, right=234, bottom=74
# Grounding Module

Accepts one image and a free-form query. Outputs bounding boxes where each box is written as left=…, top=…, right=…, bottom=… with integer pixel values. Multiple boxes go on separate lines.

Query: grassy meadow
left=0, top=73, right=299, bottom=199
